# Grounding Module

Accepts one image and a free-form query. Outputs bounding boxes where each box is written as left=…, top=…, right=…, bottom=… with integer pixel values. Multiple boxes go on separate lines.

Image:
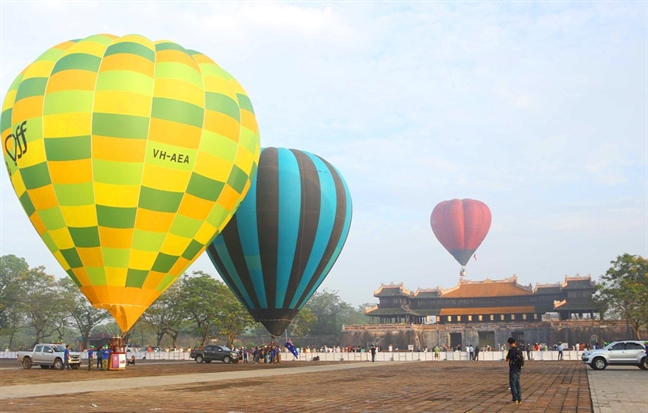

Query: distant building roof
left=413, top=288, right=441, bottom=298
left=439, top=306, right=536, bottom=315
left=534, top=283, right=562, bottom=294
left=365, top=305, right=428, bottom=316
left=440, top=276, right=533, bottom=298
left=374, top=282, right=412, bottom=297
left=561, top=275, right=595, bottom=288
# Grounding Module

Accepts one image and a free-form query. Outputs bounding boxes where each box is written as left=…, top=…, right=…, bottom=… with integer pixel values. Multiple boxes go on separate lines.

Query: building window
left=490, top=315, right=494, bottom=321
left=511, top=314, right=515, bottom=320
left=468, top=315, right=472, bottom=322
left=457, top=316, right=462, bottom=322
left=500, top=314, right=505, bottom=321
left=447, top=316, right=452, bottom=322
left=478, top=315, right=483, bottom=321
left=522, top=314, right=527, bottom=320
left=436, top=316, right=441, bottom=323
left=533, top=314, right=538, bottom=320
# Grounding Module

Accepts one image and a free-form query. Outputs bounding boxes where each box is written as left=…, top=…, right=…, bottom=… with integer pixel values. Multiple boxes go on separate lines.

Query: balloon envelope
left=2, top=34, right=260, bottom=331
left=206, top=147, right=352, bottom=336
left=430, top=199, right=491, bottom=266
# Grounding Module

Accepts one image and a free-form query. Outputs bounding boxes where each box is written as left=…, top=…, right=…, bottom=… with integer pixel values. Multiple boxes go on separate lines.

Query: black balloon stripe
left=284, top=150, right=320, bottom=308
left=294, top=156, right=347, bottom=309
left=256, top=147, right=280, bottom=309
left=206, top=241, right=250, bottom=308
left=217, top=215, right=262, bottom=310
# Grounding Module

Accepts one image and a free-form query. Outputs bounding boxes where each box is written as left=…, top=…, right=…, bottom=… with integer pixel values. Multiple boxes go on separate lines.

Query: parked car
left=190, top=345, right=239, bottom=364
left=16, top=344, right=82, bottom=370
left=581, top=340, right=647, bottom=370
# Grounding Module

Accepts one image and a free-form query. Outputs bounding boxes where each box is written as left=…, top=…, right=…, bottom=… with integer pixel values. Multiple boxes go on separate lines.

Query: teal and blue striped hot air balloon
left=206, top=147, right=352, bottom=336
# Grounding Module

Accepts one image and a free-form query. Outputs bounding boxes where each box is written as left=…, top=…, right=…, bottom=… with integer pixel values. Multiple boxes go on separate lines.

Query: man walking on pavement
left=505, top=337, right=522, bottom=404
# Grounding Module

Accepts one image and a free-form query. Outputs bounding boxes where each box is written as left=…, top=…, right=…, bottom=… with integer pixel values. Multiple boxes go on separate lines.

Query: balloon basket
left=108, top=336, right=127, bottom=371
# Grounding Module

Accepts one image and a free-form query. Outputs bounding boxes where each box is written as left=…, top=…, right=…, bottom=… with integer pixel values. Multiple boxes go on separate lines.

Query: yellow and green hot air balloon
left=1, top=34, right=260, bottom=332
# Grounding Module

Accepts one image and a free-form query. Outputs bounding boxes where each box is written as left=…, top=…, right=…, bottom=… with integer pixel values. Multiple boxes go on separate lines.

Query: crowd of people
left=234, top=345, right=284, bottom=363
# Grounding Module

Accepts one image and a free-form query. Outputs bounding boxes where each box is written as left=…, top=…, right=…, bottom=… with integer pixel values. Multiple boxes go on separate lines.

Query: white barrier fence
left=0, top=350, right=583, bottom=362
left=287, top=350, right=583, bottom=362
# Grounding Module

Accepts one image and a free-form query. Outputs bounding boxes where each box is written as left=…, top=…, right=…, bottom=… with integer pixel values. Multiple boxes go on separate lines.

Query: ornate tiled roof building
left=366, top=275, right=601, bottom=324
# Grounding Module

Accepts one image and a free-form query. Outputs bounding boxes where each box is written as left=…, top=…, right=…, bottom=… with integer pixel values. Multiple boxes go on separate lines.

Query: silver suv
left=581, top=340, right=647, bottom=370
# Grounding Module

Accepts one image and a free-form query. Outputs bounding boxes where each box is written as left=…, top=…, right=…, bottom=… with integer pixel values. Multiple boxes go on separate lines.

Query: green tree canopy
left=0, top=255, right=29, bottom=339
left=58, top=278, right=110, bottom=349
left=178, top=271, right=222, bottom=347
left=21, top=266, right=69, bottom=345
left=288, top=307, right=317, bottom=337
left=210, top=281, right=257, bottom=348
left=141, top=277, right=186, bottom=348
left=303, top=289, right=356, bottom=336
left=596, top=253, right=648, bottom=339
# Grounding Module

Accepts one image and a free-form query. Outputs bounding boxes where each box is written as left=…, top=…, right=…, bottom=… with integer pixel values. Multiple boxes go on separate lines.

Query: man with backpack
left=505, top=337, right=523, bottom=404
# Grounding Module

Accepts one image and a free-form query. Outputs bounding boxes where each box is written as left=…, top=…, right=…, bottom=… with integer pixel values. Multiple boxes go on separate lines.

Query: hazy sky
left=1, top=1, right=646, bottom=307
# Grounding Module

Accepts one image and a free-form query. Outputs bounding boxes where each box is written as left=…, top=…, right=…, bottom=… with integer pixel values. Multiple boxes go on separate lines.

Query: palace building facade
left=365, top=275, right=601, bottom=325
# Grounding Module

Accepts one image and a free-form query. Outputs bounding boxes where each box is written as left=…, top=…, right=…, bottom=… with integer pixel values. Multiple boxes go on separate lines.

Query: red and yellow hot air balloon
left=430, top=199, right=491, bottom=276
left=2, top=34, right=261, bottom=331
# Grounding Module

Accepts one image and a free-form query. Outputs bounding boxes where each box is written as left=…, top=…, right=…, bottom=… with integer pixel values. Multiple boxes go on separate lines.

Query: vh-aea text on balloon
left=152, top=148, right=190, bottom=164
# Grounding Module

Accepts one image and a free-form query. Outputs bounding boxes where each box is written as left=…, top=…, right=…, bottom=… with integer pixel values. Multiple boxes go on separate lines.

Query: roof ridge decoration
left=364, top=305, right=379, bottom=314
left=373, top=282, right=404, bottom=295
left=561, top=274, right=593, bottom=287
left=414, top=287, right=441, bottom=294
left=564, top=274, right=591, bottom=280
left=439, top=274, right=533, bottom=297
left=535, top=281, right=561, bottom=288
left=374, top=282, right=413, bottom=296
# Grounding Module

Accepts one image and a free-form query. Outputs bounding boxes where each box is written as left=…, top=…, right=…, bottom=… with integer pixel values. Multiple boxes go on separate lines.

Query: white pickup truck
left=17, top=344, right=82, bottom=370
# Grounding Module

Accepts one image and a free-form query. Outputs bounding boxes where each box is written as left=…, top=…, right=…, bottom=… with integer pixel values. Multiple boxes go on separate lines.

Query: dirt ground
left=0, top=360, right=593, bottom=413
left=0, top=358, right=323, bottom=387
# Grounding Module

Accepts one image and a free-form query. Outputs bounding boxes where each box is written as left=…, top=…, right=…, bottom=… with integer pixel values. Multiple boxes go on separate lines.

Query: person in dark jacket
left=505, top=337, right=522, bottom=404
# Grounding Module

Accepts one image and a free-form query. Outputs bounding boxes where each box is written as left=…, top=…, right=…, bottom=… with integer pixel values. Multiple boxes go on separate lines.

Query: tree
left=596, top=254, right=648, bottom=339
left=178, top=272, right=222, bottom=347
left=0, top=255, right=29, bottom=346
left=347, top=303, right=375, bottom=325
left=20, top=266, right=69, bottom=345
left=287, top=308, right=317, bottom=337
left=303, top=289, right=356, bottom=336
left=211, top=281, right=256, bottom=348
left=141, top=278, right=186, bottom=347
left=58, top=278, right=110, bottom=349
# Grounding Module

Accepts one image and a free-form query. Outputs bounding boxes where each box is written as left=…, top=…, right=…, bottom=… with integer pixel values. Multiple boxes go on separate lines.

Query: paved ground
left=0, top=360, right=644, bottom=413
left=587, top=367, right=647, bottom=413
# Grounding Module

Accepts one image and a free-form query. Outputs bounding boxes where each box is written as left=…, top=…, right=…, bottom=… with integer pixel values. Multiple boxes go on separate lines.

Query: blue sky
left=0, top=1, right=646, bottom=307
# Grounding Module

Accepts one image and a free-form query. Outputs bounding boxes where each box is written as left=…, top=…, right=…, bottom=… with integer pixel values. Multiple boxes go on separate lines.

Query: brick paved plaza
left=0, top=360, right=614, bottom=413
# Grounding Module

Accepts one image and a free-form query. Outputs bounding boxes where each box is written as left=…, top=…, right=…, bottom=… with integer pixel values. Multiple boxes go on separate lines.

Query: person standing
left=370, top=345, right=376, bottom=362
left=87, top=346, right=95, bottom=370
left=63, top=345, right=71, bottom=370
left=505, top=337, right=522, bottom=404
left=101, top=345, right=111, bottom=371
left=96, top=345, right=103, bottom=370
left=557, top=343, right=563, bottom=360
left=526, top=343, right=532, bottom=361
left=474, top=344, right=480, bottom=361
